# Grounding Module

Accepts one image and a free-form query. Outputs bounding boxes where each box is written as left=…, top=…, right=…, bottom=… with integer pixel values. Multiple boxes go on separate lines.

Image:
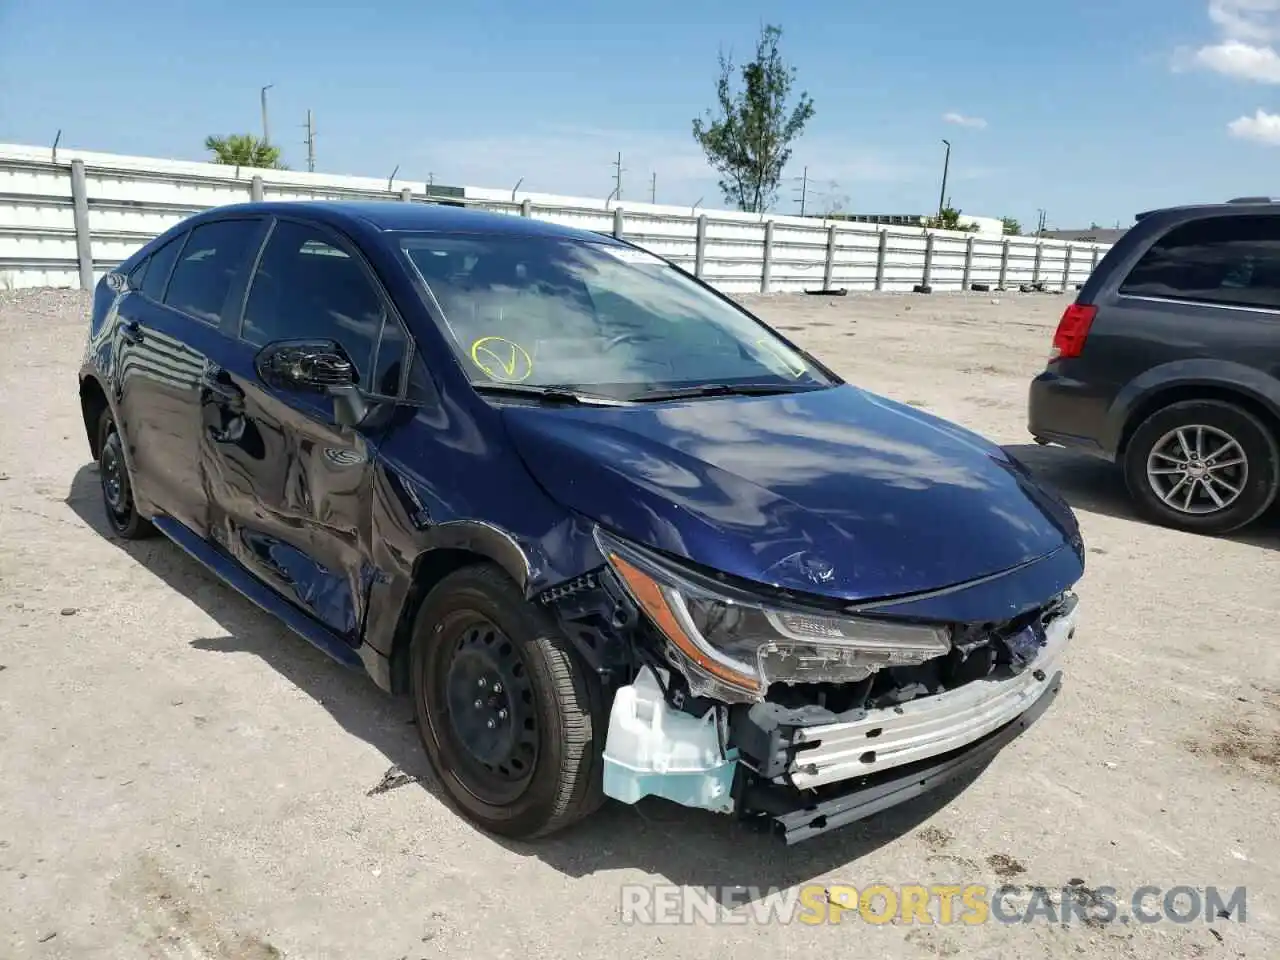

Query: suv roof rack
left=1226, top=196, right=1278, bottom=204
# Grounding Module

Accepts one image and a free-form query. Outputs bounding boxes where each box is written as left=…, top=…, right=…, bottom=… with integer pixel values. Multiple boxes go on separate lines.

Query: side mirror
left=255, top=339, right=369, bottom=427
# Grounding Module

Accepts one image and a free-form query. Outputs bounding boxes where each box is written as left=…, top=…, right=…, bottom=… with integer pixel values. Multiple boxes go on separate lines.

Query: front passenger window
left=242, top=221, right=385, bottom=383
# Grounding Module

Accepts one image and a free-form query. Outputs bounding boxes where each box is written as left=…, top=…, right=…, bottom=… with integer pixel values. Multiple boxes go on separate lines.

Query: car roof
left=1134, top=199, right=1280, bottom=222
left=198, top=199, right=620, bottom=243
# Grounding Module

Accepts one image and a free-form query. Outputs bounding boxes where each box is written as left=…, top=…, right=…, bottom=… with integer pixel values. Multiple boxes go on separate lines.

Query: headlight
left=595, top=528, right=952, bottom=703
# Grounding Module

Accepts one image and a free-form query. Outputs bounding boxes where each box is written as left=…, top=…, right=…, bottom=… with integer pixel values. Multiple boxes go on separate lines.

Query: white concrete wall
left=0, top=142, right=1112, bottom=294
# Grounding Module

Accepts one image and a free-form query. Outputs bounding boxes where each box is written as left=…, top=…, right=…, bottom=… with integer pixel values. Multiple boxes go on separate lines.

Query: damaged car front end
left=539, top=524, right=1081, bottom=844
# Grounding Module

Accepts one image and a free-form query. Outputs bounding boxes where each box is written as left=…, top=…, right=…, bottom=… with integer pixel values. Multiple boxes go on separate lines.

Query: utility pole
left=611, top=152, right=624, bottom=202
left=260, top=84, right=274, bottom=144
left=937, top=139, right=951, bottom=221
left=1035, top=208, right=1047, bottom=237
left=650, top=171, right=656, bottom=204
left=793, top=165, right=809, bottom=216
left=303, top=109, right=316, bottom=172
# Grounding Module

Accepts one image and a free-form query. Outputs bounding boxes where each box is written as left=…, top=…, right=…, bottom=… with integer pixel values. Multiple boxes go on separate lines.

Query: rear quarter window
left=1120, top=214, right=1280, bottom=311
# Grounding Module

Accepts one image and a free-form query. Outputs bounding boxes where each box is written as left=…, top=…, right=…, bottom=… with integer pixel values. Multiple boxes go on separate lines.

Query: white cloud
left=1189, top=1, right=1280, bottom=81
left=942, top=112, right=988, bottom=129
left=1209, top=0, right=1280, bottom=42
left=1195, top=39, right=1280, bottom=81
left=1228, top=107, right=1280, bottom=142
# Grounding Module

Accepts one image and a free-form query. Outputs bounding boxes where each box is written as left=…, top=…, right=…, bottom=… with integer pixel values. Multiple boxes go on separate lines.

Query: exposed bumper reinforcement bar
left=753, top=670, right=1063, bottom=844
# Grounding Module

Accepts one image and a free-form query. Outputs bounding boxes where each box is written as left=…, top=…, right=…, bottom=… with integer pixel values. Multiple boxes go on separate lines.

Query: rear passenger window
left=164, top=220, right=261, bottom=323
left=1121, top=214, right=1280, bottom=310
left=241, top=220, right=386, bottom=382
left=139, top=234, right=185, bottom=302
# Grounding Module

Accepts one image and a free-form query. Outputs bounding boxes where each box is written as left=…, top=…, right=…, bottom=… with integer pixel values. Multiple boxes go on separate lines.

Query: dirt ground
left=1, top=288, right=1277, bottom=959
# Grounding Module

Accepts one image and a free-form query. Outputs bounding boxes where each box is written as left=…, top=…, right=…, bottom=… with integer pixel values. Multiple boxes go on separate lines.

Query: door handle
left=120, top=321, right=144, bottom=344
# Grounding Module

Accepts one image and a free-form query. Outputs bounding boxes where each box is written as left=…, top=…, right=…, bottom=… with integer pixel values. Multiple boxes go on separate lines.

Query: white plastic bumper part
left=786, top=597, right=1079, bottom=790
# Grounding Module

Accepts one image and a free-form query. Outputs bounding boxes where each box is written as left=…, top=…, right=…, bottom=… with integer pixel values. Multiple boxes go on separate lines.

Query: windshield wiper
left=472, top=382, right=624, bottom=406
left=628, top=382, right=820, bottom=403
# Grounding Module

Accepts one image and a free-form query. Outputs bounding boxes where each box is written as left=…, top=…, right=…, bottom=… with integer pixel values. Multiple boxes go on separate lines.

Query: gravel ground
left=1, top=288, right=1278, bottom=959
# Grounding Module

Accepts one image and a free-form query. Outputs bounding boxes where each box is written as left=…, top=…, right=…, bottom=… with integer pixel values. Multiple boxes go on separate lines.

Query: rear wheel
left=96, top=409, right=155, bottom=540
left=1123, top=400, right=1279, bottom=535
left=410, top=565, right=606, bottom=839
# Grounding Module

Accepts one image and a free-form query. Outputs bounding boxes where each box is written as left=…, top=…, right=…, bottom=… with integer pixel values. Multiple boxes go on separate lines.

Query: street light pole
left=937, top=139, right=951, bottom=221
left=260, top=84, right=274, bottom=144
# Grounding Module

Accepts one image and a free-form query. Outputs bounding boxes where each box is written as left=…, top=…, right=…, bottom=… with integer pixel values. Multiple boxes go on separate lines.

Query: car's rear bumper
left=1028, top=368, right=1113, bottom=457
left=737, top=671, right=1063, bottom=844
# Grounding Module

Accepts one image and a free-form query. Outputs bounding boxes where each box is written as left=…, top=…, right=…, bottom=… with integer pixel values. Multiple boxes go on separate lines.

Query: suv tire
left=1123, top=399, right=1279, bottom=535
left=410, top=565, right=606, bottom=839
left=96, top=408, right=156, bottom=540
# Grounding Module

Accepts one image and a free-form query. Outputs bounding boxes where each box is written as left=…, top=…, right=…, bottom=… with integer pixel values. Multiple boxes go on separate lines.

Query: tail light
left=1049, top=303, right=1097, bottom=361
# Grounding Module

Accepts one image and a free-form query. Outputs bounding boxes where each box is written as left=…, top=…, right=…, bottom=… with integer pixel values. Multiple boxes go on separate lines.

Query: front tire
left=96, top=408, right=155, bottom=540
left=410, top=565, right=606, bottom=839
left=1123, top=399, right=1279, bottom=535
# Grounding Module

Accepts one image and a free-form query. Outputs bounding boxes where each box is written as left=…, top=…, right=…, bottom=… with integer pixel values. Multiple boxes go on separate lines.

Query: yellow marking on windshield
left=754, top=338, right=808, bottom=378
left=470, top=336, right=534, bottom=383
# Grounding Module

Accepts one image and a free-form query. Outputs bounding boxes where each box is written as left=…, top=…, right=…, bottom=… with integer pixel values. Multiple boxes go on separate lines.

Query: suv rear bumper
left=1028, top=369, right=1112, bottom=457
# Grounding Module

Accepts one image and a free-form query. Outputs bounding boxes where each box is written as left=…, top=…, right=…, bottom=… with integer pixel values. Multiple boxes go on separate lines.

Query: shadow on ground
left=66, top=463, right=984, bottom=905
left=1003, top=443, right=1280, bottom=552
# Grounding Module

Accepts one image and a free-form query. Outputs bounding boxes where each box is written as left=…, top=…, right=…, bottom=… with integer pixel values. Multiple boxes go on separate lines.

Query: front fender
left=1103, top=358, right=1280, bottom=453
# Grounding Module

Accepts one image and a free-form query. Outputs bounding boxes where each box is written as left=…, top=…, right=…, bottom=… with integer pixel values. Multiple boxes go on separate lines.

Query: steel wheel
left=95, top=409, right=154, bottom=539
left=1145, top=424, right=1248, bottom=515
left=440, top=616, right=539, bottom=806
left=410, top=565, right=606, bottom=839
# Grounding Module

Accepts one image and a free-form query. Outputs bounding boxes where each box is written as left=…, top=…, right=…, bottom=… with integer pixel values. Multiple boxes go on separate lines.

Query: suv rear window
left=1121, top=214, right=1280, bottom=311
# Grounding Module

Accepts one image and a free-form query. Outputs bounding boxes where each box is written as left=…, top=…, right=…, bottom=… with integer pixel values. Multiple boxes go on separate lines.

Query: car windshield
left=398, top=233, right=834, bottom=398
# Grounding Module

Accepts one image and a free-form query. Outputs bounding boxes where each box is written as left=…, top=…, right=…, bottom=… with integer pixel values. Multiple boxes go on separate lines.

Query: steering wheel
left=602, top=332, right=658, bottom=352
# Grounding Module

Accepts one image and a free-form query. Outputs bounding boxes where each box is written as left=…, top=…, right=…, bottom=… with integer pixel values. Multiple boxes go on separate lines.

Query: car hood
left=501, top=385, right=1083, bottom=603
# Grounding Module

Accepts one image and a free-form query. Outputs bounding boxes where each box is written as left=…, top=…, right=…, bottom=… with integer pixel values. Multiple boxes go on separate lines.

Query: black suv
left=1029, top=199, right=1280, bottom=535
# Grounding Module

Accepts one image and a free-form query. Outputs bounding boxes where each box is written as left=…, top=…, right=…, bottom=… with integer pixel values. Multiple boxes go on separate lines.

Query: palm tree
left=203, top=134, right=287, bottom=170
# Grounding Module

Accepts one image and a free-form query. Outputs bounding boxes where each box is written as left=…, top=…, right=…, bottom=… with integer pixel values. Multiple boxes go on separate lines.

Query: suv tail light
left=1049, top=303, right=1097, bottom=361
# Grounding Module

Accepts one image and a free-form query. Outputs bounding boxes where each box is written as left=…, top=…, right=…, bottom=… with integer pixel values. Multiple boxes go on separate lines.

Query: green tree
left=203, top=134, right=287, bottom=170
left=692, top=24, right=815, bottom=213
left=927, top=206, right=980, bottom=232
left=1001, top=216, right=1022, bottom=236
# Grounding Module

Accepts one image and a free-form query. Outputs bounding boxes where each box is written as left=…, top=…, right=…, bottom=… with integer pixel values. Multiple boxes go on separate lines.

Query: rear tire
left=96, top=408, right=155, bottom=540
left=410, top=565, right=606, bottom=839
left=1123, top=400, right=1279, bottom=535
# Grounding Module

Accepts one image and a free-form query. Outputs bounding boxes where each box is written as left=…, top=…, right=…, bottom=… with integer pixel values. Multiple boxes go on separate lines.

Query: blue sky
left=3, top=0, right=1280, bottom=228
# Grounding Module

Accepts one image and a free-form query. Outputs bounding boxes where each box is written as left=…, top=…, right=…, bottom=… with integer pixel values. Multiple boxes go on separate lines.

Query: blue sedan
left=77, top=201, right=1084, bottom=843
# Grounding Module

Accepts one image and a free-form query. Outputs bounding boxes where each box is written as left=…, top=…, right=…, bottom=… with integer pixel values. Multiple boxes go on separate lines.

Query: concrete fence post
left=998, top=240, right=1011, bottom=289
left=1062, top=243, right=1074, bottom=289
left=823, top=224, right=837, bottom=290
left=250, top=175, right=264, bottom=202
left=962, top=235, right=975, bottom=290
left=612, top=207, right=624, bottom=239
left=1032, top=243, right=1044, bottom=285
left=520, top=199, right=532, bottom=218
left=761, top=220, right=774, bottom=293
left=69, top=159, right=94, bottom=291
left=874, top=230, right=888, bottom=291
left=1091, top=245, right=1101, bottom=271
left=399, top=187, right=412, bottom=202
left=921, top=232, right=935, bottom=289
left=695, top=215, right=707, bottom=279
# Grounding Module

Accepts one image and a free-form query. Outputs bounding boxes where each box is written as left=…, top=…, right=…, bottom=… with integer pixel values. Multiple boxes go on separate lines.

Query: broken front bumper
left=738, top=670, right=1063, bottom=843
left=786, top=596, right=1076, bottom=789
left=599, top=594, right=1078, bottom=842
